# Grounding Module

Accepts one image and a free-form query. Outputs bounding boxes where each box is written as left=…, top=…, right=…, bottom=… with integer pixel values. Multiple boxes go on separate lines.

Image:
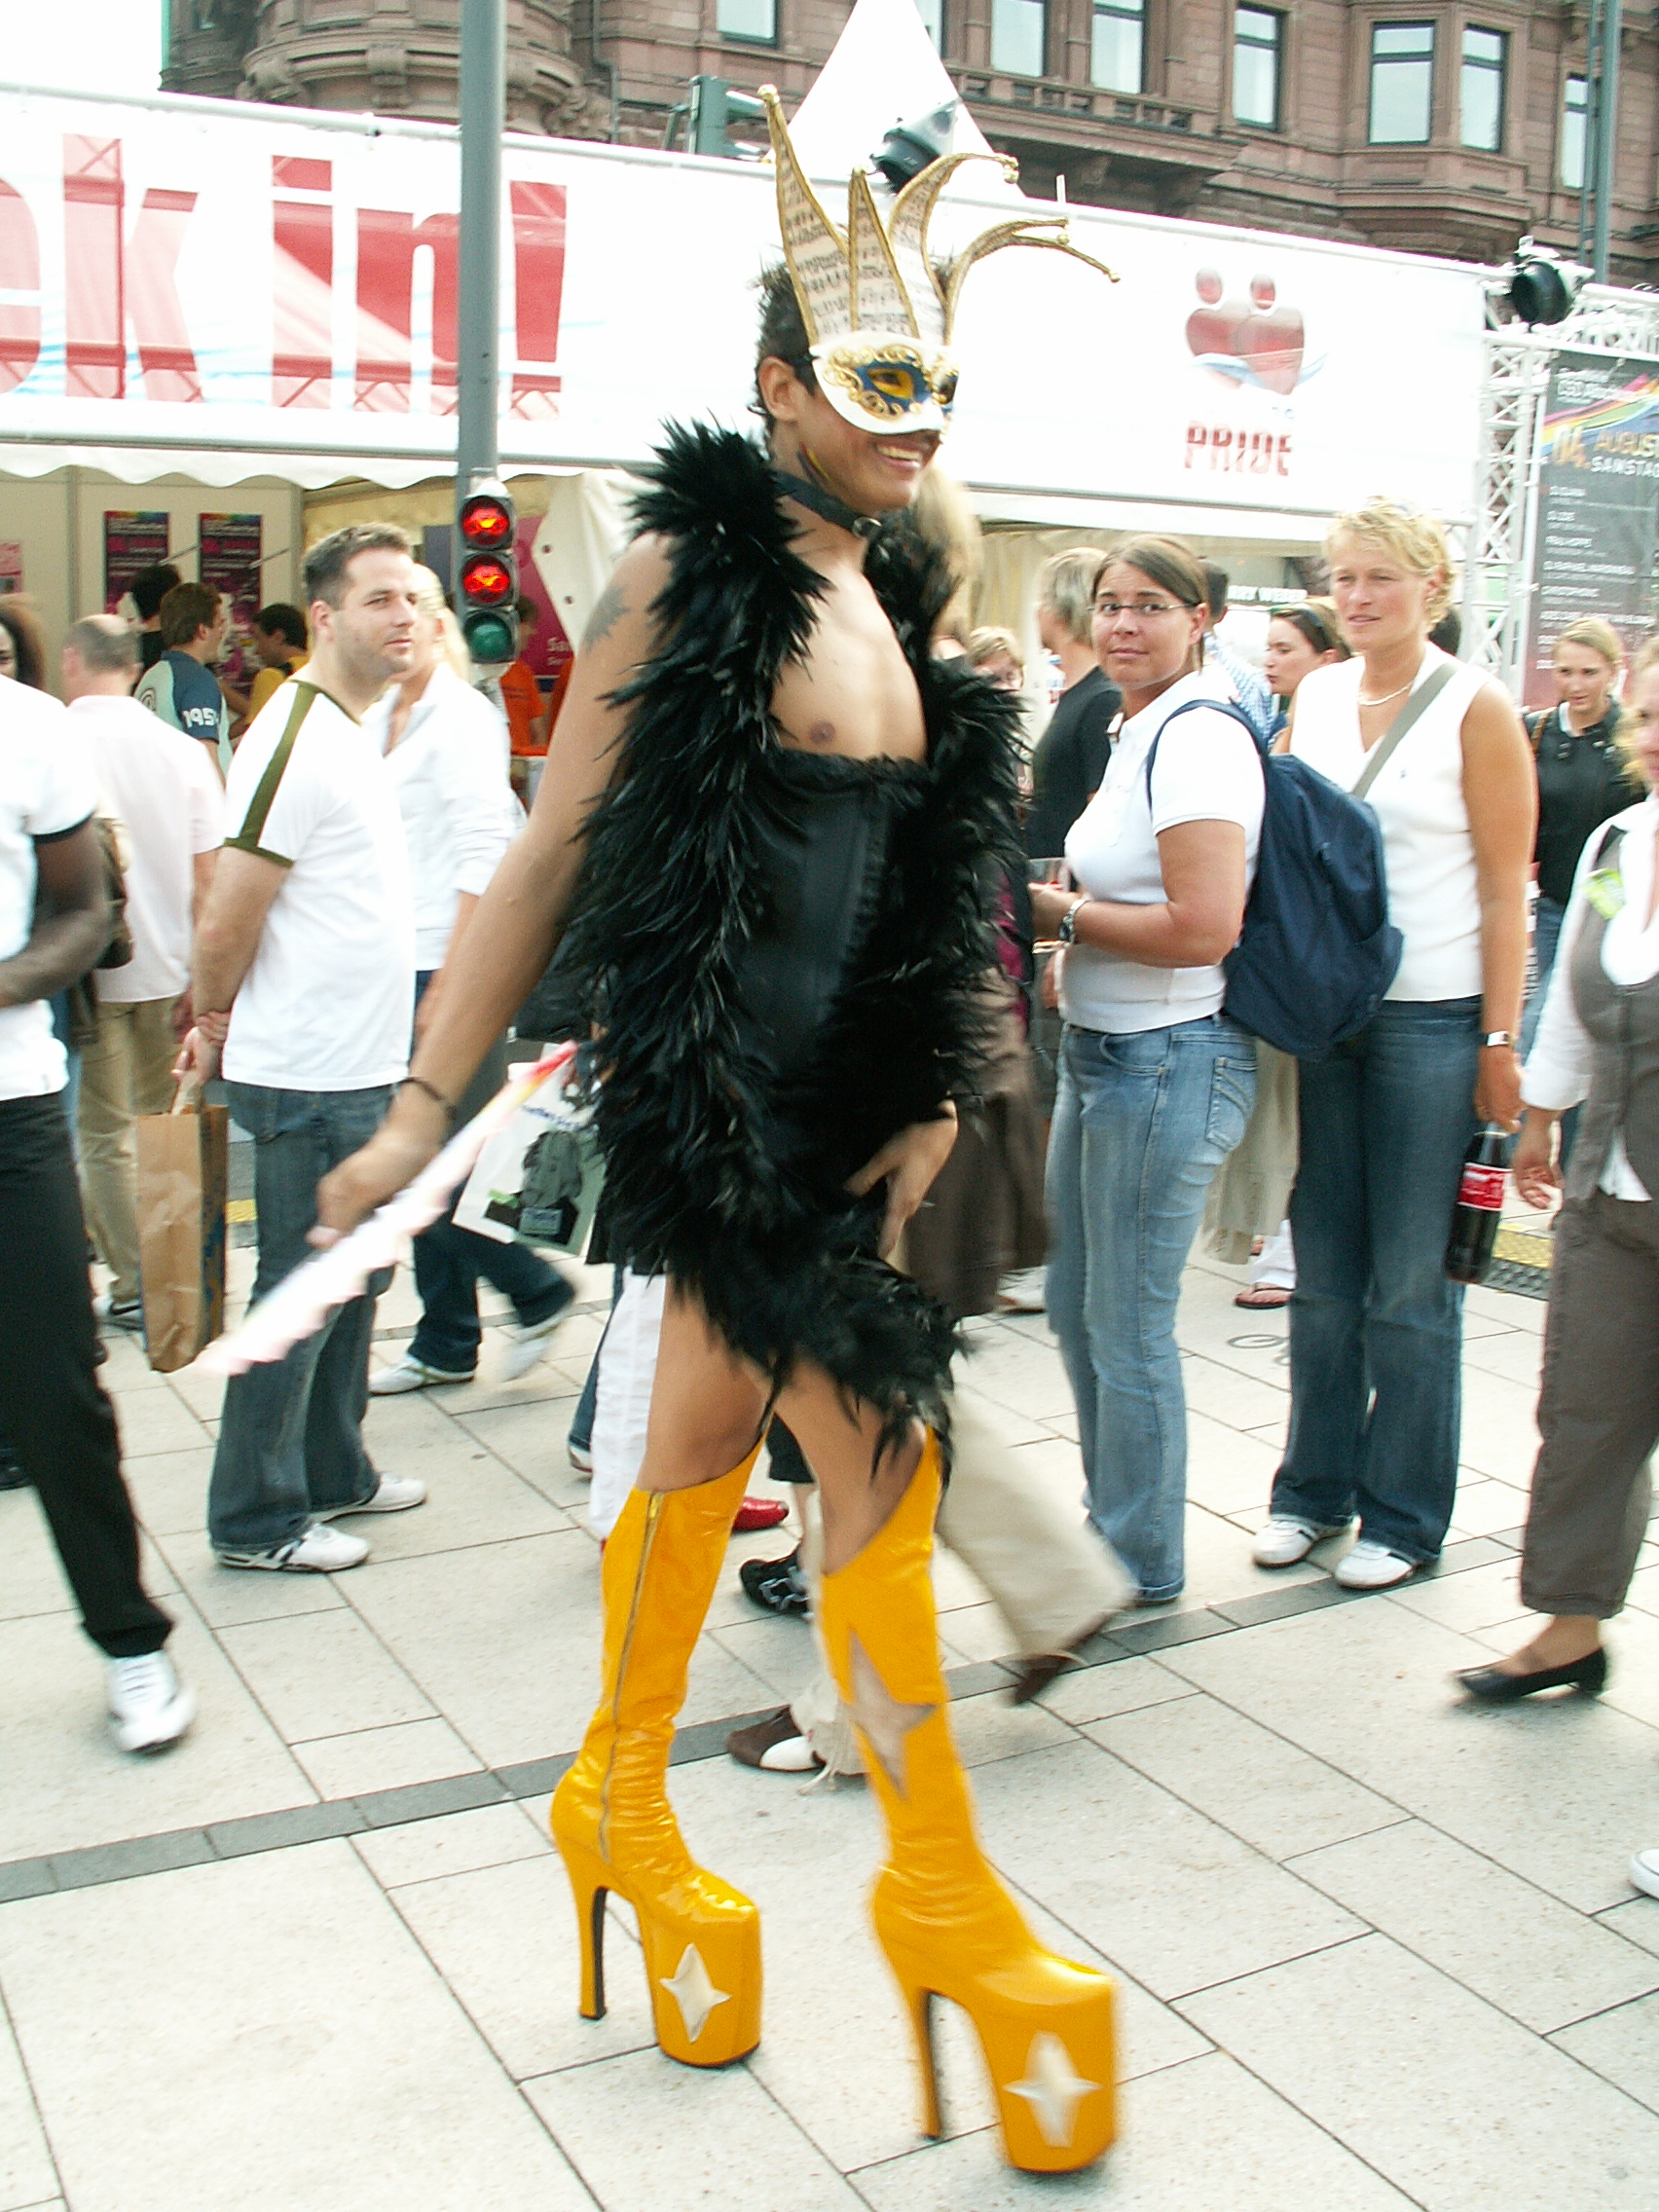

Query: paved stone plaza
left=3, top=1239, right=1658, bottom=2211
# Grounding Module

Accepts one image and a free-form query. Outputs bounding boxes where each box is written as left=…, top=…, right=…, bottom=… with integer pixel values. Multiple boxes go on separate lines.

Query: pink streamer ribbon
left=198, top=1044, right=577, bottom=1377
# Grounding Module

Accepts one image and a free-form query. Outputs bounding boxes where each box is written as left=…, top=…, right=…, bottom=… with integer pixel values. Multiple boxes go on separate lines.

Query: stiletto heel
left=821, top=1437, right=1116, bottom=2174
left=895, top=1979, right=943, bottom=2139
left=552, top=1458, right=764, bottom=2068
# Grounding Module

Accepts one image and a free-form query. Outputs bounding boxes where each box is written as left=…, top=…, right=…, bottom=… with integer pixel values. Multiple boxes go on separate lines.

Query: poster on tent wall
left=0, top=86, right=1482, bottom=524
left=1526, top=351, right=1659, bottom=711
left=199, top=512, right=264, bottom=690
left=102, top=509, right=169, bottom=612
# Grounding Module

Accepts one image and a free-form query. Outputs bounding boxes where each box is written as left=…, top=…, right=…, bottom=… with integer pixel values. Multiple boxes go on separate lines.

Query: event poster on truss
left=1528, top=351, right=1659, bottom=710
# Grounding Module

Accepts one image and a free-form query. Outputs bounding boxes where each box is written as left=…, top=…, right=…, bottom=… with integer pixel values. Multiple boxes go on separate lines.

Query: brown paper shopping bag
left=134, top=1084, right=229, bottom=1373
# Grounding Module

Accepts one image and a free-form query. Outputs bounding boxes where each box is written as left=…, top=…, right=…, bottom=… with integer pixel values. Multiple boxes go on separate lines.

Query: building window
left=1233, top=8, right=1283, bottom=129
left=1369, top=21, right=1435, bottom=144
left=717, top=0, right=776, bottom=42
left=992, top=0, right=1046, bottom=75
left=914, top=0, right=943, bottom=45
left=1459, top=26, right=1505, bottom=151
left=1562, top=73, right=1588, bottom=189
left=1091, top=0, right=1144, bottom=93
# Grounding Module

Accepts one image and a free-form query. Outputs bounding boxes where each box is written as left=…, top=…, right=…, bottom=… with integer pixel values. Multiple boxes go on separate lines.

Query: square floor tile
left=219, top=1608, right=435, bottom=1743
left=1287, top=1820, right=1659, bottom=2033
left=0, top=1844, right=594, bottom=2212
left=966, top=1740, right=1365, bottom=2001
left=1180, top=1932, right=1659, bottom=2210
left=1554, top=1990, right=1659, bottom=2115
left=849, top=2048, right=1418, bottom=2211
left=0, top=1604, right=313, bottom=1862
left=524, top=2046, right=866, bottom=2210
left=0, top=2009, right=57, bottom=2212
left=290, top=1716, right=485, bottom=1798
left=1088, top=1694, right=1404, bottom=1862
left=352, top=1801, right=549, bottom=1890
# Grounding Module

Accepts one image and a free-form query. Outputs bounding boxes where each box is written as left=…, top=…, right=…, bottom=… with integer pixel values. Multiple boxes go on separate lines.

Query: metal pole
left=1577, top=0, right=1602, bottom=266
left=457, top=0, right=505, bottom=492
left=1593, top=0, right=1623, bottom=282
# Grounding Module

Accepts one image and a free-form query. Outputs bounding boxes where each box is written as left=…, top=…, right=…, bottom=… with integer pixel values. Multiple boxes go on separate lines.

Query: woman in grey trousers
left=1456, top=642, right=1659, bottom=1708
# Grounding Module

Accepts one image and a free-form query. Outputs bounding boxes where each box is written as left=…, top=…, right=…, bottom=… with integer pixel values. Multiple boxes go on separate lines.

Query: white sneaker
left=567, top=1436, right=593, bottom=1475
left=369, top=1352, right=473, bottom=1396
left=1252, top=1516, right=1346, bottom=1567
left=1334, top=1538, right=1419, bottom=1590
left=215, top=1522, right=369, bottom=1572
left=107, top=1650, right=196, bottom=1753
left=318, top=1473, right=426, bottom=1519
left=1631, top=1850, right=1659, bottom=1901
left=499, top=1301, right=572, bottom=1382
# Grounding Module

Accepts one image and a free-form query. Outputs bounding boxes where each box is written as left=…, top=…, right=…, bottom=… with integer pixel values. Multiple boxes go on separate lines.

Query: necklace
left=1357, top=677, right=1414, bottom=707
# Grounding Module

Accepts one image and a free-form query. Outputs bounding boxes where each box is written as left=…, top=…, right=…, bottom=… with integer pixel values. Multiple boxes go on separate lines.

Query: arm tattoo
left=581, top=579, right=628, bottom=652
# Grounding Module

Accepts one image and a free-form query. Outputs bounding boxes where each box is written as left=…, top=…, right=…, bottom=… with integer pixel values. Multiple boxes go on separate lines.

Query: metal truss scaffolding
left=1467, top=284, right=1659, bottom=698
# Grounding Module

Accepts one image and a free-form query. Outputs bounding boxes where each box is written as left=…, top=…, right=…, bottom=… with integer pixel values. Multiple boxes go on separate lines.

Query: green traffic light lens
left=463, top=609, right=517, bottom=665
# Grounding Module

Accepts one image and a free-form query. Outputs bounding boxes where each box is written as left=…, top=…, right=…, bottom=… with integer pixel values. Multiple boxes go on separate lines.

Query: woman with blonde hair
left=1522, top=615, right=1639, bottom=1167
left=1253, top=499, right=1534, bottom=1590
left=361, top=567, right=575, bottom=1394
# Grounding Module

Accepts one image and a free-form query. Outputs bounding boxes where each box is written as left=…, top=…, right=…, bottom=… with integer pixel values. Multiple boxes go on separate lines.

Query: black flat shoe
left=1456, top=1648, right=1607, bottom=1703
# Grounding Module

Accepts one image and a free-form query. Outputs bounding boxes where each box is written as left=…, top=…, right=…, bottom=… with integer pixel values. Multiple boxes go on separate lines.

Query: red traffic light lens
left=459, top=494, right=513, bottom=548
left=460, top=552, right=514, bottom=607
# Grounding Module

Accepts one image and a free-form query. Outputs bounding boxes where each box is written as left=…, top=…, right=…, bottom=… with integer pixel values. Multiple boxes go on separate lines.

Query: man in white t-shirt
left=64, top=615, right=224, bottom=1325
left=0, top=671, right=195, bottom=1752
left=177, top=525, right=427, bottom=1573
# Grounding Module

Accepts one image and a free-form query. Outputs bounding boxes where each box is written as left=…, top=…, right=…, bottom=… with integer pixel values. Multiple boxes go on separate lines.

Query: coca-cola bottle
left=1445, top=1127, right=1507, bottom=1284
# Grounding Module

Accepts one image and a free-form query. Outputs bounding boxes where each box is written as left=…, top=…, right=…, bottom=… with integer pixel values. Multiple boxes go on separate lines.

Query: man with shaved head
left=63, top=614, right=223, bottom=1328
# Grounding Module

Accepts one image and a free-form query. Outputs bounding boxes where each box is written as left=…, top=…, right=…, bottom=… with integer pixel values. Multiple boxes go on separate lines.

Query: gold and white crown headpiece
left=760, top=84, right=1117, bottom=434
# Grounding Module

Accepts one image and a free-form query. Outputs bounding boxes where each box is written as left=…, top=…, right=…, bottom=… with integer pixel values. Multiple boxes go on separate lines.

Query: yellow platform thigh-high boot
left=819, top=1433, right=1116, bottom=2172
left=551, top=1454, right=762, bottom=2066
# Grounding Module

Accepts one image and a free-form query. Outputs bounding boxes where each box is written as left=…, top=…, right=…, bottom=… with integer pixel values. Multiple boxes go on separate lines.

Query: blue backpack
left=1145, top=696, right=1406, bottom=1059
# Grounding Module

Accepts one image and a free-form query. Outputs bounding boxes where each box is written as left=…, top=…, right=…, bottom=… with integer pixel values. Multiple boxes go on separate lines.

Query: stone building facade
left=164, top=2, right=1659, bottom=276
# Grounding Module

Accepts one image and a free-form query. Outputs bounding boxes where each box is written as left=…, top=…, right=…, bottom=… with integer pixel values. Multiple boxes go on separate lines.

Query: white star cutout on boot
left=847, top=1632, right=937, bottom=1796
left=659, top=1943, right=730, bottom=2044
left=1007, top=2031, right=1100, bottom=2148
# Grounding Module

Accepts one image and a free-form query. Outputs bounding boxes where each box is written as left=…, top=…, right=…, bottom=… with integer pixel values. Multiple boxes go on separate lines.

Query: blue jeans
left=1520, top=895, right=1579, bottom=1169
left=1271, top=997, right=1481, bottom=1564
left=408, top=971, right=571, bottom=1373
left=1047, top=1015, right=1257, bottom=1600
left=208, top=1084, right=394, bottom=1552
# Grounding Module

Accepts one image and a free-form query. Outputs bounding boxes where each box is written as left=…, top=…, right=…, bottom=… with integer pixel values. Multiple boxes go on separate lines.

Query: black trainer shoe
left=739, top=1545, right=809, bottom=1617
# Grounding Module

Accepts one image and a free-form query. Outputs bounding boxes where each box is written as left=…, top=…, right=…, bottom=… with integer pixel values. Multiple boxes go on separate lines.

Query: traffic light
left=1503, top=240, right=1587, bottom=327
left=457, top=477, right=517, bottom=666
left=667, top=76, right=766, bottom=158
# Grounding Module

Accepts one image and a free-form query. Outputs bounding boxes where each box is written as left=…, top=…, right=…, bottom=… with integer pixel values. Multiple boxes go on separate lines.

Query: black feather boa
left=525, top=424, right=1023, bottom=1441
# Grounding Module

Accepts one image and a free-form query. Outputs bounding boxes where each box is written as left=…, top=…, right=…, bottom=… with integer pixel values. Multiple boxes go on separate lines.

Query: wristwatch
left=1482, top=1031, right=1514, bottom=1050
left=1057, top=896, right=1089, bottom=946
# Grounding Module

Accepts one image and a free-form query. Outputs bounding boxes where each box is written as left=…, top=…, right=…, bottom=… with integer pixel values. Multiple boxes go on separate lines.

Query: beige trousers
left=77, top=996, right=180, bottom=1305
left=789, top=1389, right=1134, bottom=1773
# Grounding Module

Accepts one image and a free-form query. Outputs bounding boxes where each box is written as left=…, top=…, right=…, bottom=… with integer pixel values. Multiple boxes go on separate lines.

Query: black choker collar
left=772, top=468, right=883, bottom=541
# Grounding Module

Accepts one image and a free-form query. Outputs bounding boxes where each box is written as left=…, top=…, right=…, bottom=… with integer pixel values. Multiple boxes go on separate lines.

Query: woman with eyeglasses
left=1029, top=537, right=1262, bottom=1604
left=1253, top=499, right=1534, bottom=1592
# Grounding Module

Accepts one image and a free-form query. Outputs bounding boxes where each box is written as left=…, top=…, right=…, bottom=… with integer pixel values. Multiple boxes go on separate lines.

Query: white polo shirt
left=220, top=681, right=414, bottom=1092
left=0, top=676, right=96, bottom=1100
left=70, top=693, right=223, bottom=1004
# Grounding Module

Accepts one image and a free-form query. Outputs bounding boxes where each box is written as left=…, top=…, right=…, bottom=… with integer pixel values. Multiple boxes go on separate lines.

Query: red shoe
left=732, top=1497, right=788, bottom=1534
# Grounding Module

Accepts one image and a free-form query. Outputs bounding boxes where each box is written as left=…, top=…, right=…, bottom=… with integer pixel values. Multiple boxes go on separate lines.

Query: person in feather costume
left=318, top=88, right=1119, bottom=2172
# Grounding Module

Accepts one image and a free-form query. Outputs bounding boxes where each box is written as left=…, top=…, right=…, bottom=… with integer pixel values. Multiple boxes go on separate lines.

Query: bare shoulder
left=1460, top=673, right=1530, bottom=756
left=579, top=535, right=675, bottom=660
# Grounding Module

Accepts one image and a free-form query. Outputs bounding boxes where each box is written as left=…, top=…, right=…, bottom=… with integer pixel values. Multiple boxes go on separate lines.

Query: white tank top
left=1291, top=647, right=1488, bottom=1002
